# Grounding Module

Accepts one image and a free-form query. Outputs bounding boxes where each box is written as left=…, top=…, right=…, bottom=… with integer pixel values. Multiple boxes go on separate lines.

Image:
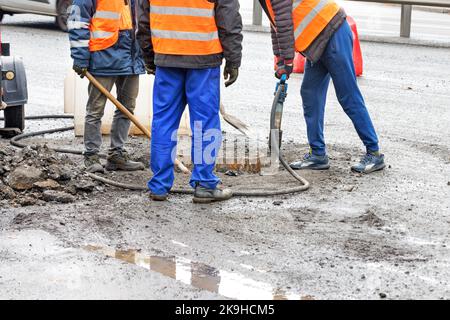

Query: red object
left=292, top=52, right=306, bottom=73
left=347, top=16, right=363, bottom=77
left=274, top=16, right=363, bottom=77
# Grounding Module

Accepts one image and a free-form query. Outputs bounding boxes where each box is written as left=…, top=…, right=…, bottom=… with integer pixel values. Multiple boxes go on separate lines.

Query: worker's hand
left=145, top=62, right=156, bottom=75
left=73, top=64, right=88, bottom=78
left=275, top=57, right=294, bottom=80
left=224, top=62, right=239, bottom=87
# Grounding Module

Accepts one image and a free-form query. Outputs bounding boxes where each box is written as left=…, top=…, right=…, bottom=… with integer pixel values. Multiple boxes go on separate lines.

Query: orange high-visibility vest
left=149, top=0, right=223, bottom=56
left=265, top=0, right=340, bottom=52
left=89, top=0, right=133, bottom=52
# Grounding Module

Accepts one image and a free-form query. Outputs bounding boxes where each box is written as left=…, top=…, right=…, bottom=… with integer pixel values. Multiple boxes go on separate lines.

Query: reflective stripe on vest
left=149, top=0, right=223, bottom=56
left=150, top=5, right=215, bottom=17
left=67, top=20, right=89, bottom=30
left=91, top=31, right=116, bottom=39
left=93, top=11, right=121, bottom=20
left=265, top=0, right=340, bottom=53
left=89, top=0, right=134, bottom=52
left=70, top=40, right=90, bottom=48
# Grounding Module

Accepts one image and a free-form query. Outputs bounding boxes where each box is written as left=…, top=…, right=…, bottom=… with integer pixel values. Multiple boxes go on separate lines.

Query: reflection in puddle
left=85, top=245, right=311, bottom=300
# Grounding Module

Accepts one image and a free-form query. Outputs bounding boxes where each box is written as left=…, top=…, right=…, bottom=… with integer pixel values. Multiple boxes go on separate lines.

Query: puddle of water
left=85, top=245, right=312, bottom=300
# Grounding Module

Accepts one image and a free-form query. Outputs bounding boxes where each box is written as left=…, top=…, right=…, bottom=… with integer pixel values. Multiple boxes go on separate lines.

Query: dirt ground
left=1, top=131, right=449, bottom=299
left=1, top=14, right=450, bottom=300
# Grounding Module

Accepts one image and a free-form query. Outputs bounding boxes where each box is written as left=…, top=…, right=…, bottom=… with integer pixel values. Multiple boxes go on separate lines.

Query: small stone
left=6, top=165, right=44, bottom=190
left=42, top=190, right=76, bottom=204
left=0, top=181, right=16, bottom=200
left=447, top=181, right=450, bottom=186
left=273, top=200, right=283, bottom=206
left=343, top=185, right=355, bottom=192
left=17, top=196, right=38, bottom=207
left=33, top=179, right=60, bottom=190
left=224, top=170, right=239, bottom=177
left=73, top=179, right=96, bottom=193
left=379, top=293, right=387, bottom=299
left=48, top=164, right=74, bottom=181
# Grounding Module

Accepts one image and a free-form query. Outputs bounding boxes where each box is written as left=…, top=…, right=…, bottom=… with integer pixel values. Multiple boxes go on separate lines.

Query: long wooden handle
left=85, top=72, right=190, bottom=174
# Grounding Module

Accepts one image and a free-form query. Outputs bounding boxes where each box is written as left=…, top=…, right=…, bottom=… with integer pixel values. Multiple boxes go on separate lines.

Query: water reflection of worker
left=69, top=0, right=145, bottom=173
left=137, top=0, right=243, bottom=202
left=260, top=0, right=385, bottom=174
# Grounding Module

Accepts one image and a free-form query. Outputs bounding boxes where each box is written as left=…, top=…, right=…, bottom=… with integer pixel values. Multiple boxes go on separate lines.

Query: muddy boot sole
left=192, top=196, right=232, bottom=204
left=105, top=162, right=145, bottom=172
left=85, top=164, right=105, bottom=174
left=150, top=194, right=168, bottom=201
left=290, top=163, right=330, bottom=171
left=351, top=163, right=386, bottom=174
left=86, top=168, right=105, bottom=174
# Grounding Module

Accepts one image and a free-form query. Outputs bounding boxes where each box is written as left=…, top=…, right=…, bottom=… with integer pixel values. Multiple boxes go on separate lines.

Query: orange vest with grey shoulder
left=89, top=0, right=133, bottom=52
left=149, top=0, right=223, bottom=56
left=264, top=0, right=340, bottom=52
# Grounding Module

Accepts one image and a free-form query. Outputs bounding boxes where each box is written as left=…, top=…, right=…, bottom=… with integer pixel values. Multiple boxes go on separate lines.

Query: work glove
left=145, top=62, right=156, bottom=75
left=73, top=64, right=87, bottom=78
left=275, top=57, right=294, bottom=80
left=223, top=62, right=239, bottom=87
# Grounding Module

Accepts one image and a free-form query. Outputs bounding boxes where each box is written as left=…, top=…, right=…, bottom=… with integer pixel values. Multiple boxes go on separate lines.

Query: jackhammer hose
left=269, top=80, right=310, bottom=192
left=4, top=115, right=310, bottom=196
left=85, top=172, right=309, bottom=196
left=10, top=125, right=80, bottom=155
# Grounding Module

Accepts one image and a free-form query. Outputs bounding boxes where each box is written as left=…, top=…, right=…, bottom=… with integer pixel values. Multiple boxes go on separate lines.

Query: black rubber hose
left=6, top=115, right=310, bottom=196
left=10, top=125, right=81, bottom=155
left=85, top=172, right=310, bottom=197
left=269, top=84, right=310, bottom=191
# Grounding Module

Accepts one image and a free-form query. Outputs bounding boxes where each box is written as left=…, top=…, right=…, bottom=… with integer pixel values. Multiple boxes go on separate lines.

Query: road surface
left=0, top=13, right=449, bottom=300
left=241, top=0, right=450, bottom=42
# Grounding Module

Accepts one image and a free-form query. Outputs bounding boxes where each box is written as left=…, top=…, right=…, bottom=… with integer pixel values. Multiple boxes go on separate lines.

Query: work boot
left=290, top=152, right=330, bottom=170
left=351, top=152, right=385, bottom=174
left=149, top=193, right=168, bottom=202
left=193, top=185, right=233, bottom=204
left=105, top=151, right=145, bottom=171
left=84, top=154, right=105, bottom=174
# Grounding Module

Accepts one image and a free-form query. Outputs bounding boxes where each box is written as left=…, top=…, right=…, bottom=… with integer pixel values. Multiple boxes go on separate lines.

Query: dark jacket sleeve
left=136, top=0, right=154, bottom=66
left=271, top=28, right=281, bottom=57
left=215, top=0, right=243, bottom=68
left=68, top=0, right=95, bottom=67
left=270, top=0, right=295, bottom=61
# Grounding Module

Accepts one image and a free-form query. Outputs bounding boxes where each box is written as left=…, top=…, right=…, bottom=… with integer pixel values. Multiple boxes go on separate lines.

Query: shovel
left=85, top=71, right=191, bottom=175
left=220, top=102, right=249, bottom=136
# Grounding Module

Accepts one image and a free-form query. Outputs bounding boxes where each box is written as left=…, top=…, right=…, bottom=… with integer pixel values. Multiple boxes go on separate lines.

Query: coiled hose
left=3, top=114, right=310, bottom=196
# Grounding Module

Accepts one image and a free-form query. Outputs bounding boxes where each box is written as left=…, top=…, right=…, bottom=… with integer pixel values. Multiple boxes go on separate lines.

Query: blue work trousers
left=301, top=21, right=380, bottom=156
left=148, top=67, right=222, bottom=196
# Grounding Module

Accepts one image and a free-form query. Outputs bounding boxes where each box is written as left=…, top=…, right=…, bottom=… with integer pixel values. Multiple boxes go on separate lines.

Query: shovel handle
left=85, top=72, right=190, bottom=174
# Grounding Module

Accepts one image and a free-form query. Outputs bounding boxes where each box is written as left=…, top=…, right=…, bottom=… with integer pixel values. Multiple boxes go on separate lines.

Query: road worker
left=137, top=0, right=243, bottom=202
left=260, top=0, right=385, bottom=174
left=69, top=0, right=145, bottom=173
